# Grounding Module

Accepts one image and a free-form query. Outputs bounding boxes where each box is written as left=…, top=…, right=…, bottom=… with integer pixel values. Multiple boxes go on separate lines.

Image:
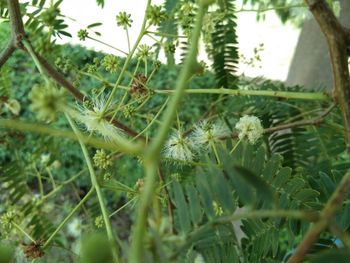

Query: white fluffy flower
left=191, top=120, right=229, bottom=149
left=74, top=98, right=124, bottom=142
left=235, top=115, right=264, bottom=144
left=67, top=218, right=82, bottom=238
left=164, top=131, right=194, bottom=162
left=40, top=153, right=50, bottom=165
left=194, top=253, right=206, bottom=263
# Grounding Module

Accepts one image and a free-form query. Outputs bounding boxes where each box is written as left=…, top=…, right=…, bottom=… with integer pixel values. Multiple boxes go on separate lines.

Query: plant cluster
left=1, top=0, right=350, bottom=263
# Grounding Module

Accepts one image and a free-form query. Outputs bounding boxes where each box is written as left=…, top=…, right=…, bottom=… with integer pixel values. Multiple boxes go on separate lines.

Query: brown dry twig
left=287, top=0, right=350, bottom=262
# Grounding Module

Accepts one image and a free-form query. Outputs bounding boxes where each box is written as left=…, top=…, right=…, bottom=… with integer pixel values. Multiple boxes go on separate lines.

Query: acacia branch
left=286, top=1, right=350, bottom=261
left=2, top=0, right=141, bottom=138
left=0, top=41, right=15, bottom=67
left=263, top=104, right=335, bottom=134
left=7, top=0, right=25, bottom=40
left=305, top=0, right=350, bottom=150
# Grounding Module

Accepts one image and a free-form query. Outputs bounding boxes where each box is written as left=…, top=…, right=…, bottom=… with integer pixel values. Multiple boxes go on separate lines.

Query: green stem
left=128, top=3, right=207, bottom=262
left=109, top=197, right=136, bottom=218
left=155, top=88, right=329, bottom=101
left=128, top=160, right=158, bottom=262
left=237, top=4, right=306, bottom=13
left=230, top=138, right=241, bottom=154
left=210, top=141, right=221, bottom=164
left=126, top=28, right=131, bottom=53
left=146, top=30, right=187, bottom=38
left=132, top=98, right=169, bottom=140
left=87, top=36, right=128, bottom=56
left=22, top=40, right=46, bottom=77
left=43, top=187, right=95, bottom=249
left=0, top=118, right=142, bottom=155
left=41, top=169, right=86, bottom=202
left=102, top=0, right=151, bottom=115
left=46, top=167, right=56, bottom=189
left=12, top=222, right=36, bottom=243
left=66, top=114, right=120, bottom=263
left=110, top=59, right=141, bottom=121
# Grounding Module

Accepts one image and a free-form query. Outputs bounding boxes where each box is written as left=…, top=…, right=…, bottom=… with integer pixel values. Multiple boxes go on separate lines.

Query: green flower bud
left=29, top=84, right=66, bottom=122
left=116, top=11, right=133, bottom=29
left=102, top=55, right=119, bottom=73
left=146, top=5, right=167, bottom=26
left=93, top=149, right=112, bottom=169
left=78, top=29, right=89, bottom=41
left=136, top=44, right=152, bottom=60
left=94, top=216, right=104, bottom=228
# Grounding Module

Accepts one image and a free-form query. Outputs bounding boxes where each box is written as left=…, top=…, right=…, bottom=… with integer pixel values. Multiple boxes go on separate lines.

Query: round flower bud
left=235, top=115, right=264, bottom=144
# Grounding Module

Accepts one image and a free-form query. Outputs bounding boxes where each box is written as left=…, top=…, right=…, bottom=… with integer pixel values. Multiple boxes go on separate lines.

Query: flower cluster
left=73, top=97, right=124, bottom=142
left=235, top=115, right=264, bottom=144
left=192, top=120, right=229, bottom=149
left=116, top=11, right=133, bottom=29
left=194, top=253, right=206, bottom=263
left=93, top=149, right=112, bottom=169
left=40, top=6, right=60, bottom=26
left=77, top=29, right=88, bottom=41
left=95, top=216, right=104, bottom=228
left=29, top=84, right=66, bottom=122
left=212, top=201, right=223, bottom=216
left=163, top=131, right=195, bottom=162
left=164, top=121, right=228, bottom=163
left=136, top=44, right=152, bottom=60
left=164, top=43, right=176, bottom=55
left=102, top=55, right=119, bottom=73
left=146, top=5, right=167, bottom=26
left=67, top=218, right=82, bottom=238
left=0, top=211, right=15, bottom=235
left=55, top=56, right=72, bottom=74
left=163, top=116, right=264, bottom=163
left=177, top=2, right=196, bottom=34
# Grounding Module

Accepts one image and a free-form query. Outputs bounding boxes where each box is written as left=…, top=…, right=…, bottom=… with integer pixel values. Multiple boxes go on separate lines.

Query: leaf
left=96, top=0, right=104, bottom=8
left=173, top=181, right=191, bottom=233
left=208, top=0, right=238, bottom=88
left=195, top=172, right=215, bottom=219
left=185, top=185, right=203, bottom=226
left=88, top=22, right=103, bottom=29
left=58, top=30, right=72, bottom=38
left=234, top=166, right=274, bottom=206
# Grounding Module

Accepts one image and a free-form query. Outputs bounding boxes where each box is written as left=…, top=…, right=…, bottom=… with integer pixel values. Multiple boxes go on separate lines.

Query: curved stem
left=66, top=114, right=120, bottom=263
left=12, top=222, right=36, bottom=243
left=0, top=118, right=142, bottom=155
left=43, top=187, right=95, bottom=249
left=128, top=3, right=207, bottom=262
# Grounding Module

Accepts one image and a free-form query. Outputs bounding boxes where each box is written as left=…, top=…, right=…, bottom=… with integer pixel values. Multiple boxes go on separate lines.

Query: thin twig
left=0, top=41, right=15, bottom=68
left=7, top=0, right=25, bottom=41
left=304, top=0, right=350, bottom=150
left=263, top=104, right=335, bottom=134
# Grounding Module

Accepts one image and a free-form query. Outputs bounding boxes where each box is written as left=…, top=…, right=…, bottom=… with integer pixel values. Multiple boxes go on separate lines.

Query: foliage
left=0, top=0, right=350, bottom=263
